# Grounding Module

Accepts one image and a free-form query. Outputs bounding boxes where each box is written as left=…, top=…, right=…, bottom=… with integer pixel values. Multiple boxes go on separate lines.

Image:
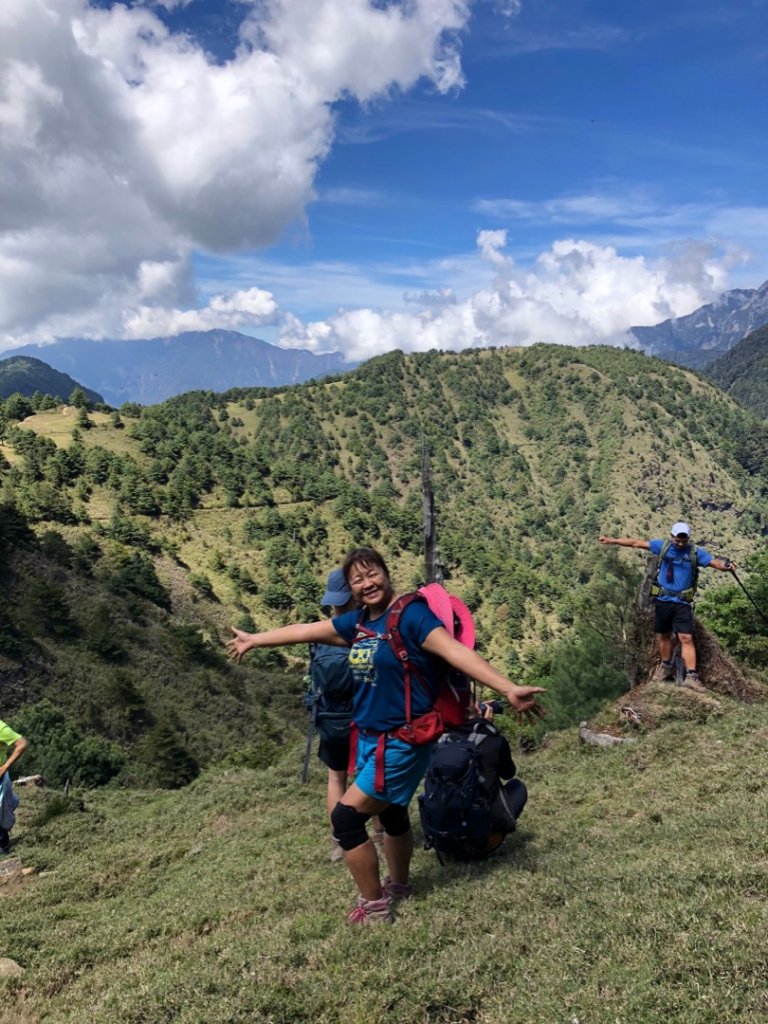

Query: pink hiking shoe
left=382, top=876, right=413, bottom=903
left=345, top=894, right=394, bottom=925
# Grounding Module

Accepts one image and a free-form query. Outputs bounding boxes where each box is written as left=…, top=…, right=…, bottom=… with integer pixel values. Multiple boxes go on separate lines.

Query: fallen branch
left=14, top=775, right=46, bottom=788
left=579, top=722, right=636, bottom=748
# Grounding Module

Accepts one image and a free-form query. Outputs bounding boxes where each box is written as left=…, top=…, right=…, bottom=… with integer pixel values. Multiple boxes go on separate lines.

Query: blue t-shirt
left=649, top=538, right=713, bottom=603
left=332, top=600, right=444, bottom=732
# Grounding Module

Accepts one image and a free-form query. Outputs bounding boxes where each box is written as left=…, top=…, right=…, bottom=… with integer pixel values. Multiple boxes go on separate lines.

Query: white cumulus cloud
left=123, top=286, right=279, bottom=339
left=278, top=232, right=734, bottom=361
left=0, top=0, right=472, bottom=347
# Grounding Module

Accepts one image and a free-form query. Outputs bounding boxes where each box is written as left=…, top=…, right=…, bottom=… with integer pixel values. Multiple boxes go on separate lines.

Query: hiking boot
left=652, top=661, right=675, bottom=683
left=345, top=894, right=394, bottom=925
left=682, top=672, right=706, bottom=693
left=382, top=875, right=413, bottom=903
left=0, top=829, right=9, bottom=855
left=330, top=838, right=344, bottom=863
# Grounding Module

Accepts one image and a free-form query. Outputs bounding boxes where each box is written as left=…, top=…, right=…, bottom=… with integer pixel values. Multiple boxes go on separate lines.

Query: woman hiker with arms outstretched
left=227, top=546, right=545, bottom=925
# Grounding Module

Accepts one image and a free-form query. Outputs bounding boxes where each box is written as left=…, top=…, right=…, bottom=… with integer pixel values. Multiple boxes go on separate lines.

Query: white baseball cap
left=670, top=521, right=692, bottom=537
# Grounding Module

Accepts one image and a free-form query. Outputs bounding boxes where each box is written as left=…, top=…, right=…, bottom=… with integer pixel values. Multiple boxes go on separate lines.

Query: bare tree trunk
left=422, top=441, right=443, bottom=585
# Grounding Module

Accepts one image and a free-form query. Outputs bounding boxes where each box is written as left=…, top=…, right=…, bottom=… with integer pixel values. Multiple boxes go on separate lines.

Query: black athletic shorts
left=654, top=600, right=694, bottom=636
left=318, top=736, right=350, bottom=772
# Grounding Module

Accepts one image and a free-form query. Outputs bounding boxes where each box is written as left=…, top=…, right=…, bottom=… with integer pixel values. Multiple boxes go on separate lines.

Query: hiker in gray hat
left=599, top=522, right=735, bottom=691
left=310, top=569, right=383, bottom=861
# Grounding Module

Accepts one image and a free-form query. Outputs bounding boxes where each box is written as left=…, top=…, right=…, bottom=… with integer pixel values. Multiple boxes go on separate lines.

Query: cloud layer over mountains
left=0, top=0, right=746, bottom=361
left=278, top=231, right=734, bottom=361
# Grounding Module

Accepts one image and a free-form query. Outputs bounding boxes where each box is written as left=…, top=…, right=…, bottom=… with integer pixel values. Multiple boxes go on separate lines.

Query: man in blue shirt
left=599, top=522, right=735, bottom=690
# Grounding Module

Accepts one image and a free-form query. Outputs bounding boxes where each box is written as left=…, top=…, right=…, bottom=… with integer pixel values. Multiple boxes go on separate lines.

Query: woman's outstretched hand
left=226, top=627, right=255, bottom=664
left=505, top=685, right=546, bottom=725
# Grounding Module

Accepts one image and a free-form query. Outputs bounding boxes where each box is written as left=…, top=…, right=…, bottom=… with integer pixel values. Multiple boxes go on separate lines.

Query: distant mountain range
left=4, top=281, right=768, bottom=407
left=629, top=280, right=768, bottom=369
left=0, top=355, right=104, bottom=405
left=3, top=330, right=354, bottom=406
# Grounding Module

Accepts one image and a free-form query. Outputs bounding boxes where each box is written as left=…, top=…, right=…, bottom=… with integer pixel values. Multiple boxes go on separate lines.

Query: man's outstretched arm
left=598, top=536, right=650, bottom=550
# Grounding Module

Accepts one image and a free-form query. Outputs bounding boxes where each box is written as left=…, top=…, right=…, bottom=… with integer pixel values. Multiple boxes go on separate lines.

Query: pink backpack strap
left=374, top=733, right=387, bottom=794
left=347, top=722, right=359, bottom=777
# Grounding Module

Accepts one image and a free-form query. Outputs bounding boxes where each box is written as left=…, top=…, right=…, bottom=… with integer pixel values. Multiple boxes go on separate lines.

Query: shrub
left=22, top=581, right=78, bottom=640
left=39, top=530, right=74, bottom=566
left=0, top=596, right=24, bottom=658
left=29, top=792, right=86, bottom=827
left=81, top=603, right=126, bottom=661
left=189, top=573, right=217, bottom=601
left=224, top=738, right=281, bottom=771
left=138, top=724, right=199, bottom=789
left=14, top=701, right=127, bottom=787
left=104, top=550, right=171, bottom=610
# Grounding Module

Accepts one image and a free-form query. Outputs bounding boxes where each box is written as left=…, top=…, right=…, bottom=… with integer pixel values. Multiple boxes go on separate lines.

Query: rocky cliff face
left=629, top=280, right=768, bottom=369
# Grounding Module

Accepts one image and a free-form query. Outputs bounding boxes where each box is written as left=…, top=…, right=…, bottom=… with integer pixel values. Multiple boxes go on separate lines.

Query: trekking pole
left=301, top=712, right=315, bottom=784
left=730, top=569, right=768, bottom=627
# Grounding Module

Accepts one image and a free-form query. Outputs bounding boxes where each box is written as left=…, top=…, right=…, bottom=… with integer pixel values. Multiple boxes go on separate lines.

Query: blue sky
left=1, top=0, right=767, bottom=359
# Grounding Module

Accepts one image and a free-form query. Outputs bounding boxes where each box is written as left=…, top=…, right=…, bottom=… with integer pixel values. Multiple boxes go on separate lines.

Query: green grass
left=19, top=409, right=140, bottom=454
left=4, top=699, right=768, bottom=1024
left=0, top=441, right=20, bottom=466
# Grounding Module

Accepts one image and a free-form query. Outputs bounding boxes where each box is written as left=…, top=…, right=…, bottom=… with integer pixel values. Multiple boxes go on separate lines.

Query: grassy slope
left=5, top=697, right=768, bottom=1024
left=0, top=536, right=307, bottom=785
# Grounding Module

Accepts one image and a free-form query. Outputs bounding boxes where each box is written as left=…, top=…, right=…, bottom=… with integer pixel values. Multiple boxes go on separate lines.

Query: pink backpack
left=349, top=585, right=477, bottom=791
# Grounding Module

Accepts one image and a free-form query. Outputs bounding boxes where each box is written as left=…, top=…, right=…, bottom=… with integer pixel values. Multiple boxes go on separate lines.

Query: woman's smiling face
left=346, top=560, right=393, bottom=614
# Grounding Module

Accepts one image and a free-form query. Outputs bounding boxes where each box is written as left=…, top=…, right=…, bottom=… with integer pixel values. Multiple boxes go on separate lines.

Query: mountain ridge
left=0, top=355, right=104, bottom=405
left=5, top=329, right=354, bottom=406
left=629, top=279, right=768, bottom=369
left=5, top=281, right=768, bottom=404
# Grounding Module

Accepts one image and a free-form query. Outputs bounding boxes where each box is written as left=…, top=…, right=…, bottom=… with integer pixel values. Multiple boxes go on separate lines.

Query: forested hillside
left=0, top=355, right=103, bottom=405
left=706, top=322, right=768, bottom=419
left=3, top=343, right=768, bottom=780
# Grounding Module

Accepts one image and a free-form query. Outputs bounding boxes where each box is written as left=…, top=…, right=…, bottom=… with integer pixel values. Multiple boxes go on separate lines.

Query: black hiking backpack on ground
left=418, top=728, right=494, bottom=862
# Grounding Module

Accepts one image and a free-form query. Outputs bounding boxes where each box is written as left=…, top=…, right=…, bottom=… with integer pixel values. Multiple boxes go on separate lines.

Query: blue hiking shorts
left=355, top=734, right=434, bottom=806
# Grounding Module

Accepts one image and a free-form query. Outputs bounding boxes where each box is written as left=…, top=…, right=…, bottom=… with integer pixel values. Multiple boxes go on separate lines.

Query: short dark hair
left=342, top=547, right=391, bottom=583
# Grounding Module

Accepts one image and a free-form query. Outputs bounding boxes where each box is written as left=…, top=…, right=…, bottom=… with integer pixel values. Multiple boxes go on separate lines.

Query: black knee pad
left=378, top=802, right=410, bottom=837
left=331, top=802, right=370, bottom=851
